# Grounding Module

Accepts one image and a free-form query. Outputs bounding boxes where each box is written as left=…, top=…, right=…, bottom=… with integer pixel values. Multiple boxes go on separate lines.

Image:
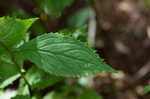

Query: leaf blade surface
left=16, top=33, right=116, bottom=77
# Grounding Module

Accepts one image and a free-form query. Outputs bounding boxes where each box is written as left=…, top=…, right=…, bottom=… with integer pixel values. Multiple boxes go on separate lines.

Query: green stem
left=0, top=41, right=32, bottom=94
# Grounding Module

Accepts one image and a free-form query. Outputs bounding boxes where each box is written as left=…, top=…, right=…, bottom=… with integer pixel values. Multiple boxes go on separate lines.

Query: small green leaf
left=15, top=33, right=116, bottom=77
left=0, top=60, right=20, bottom=88
left=43, top=91, right=65, bottom=99
left=59, top=26, right=87, bottom=42
left=77, top=90, right=103, bottom=99
left=0, top=17, right=38, bottom=55
left=68, top=8, right=89, bottom=28
left=25, top=66, right=62, bottom=90
left=44, top=0, right=74, bottom=16
left=11, top=95, right=30, bottom=99
left=31, top=94, right=42, bottom=99
left=142, top=85, right=150, bottom=95
left=19, top=79, right=30, bottom=96
left=31, top=20, right=46, bottom=36
left=7, top=8, right=31, bottom=19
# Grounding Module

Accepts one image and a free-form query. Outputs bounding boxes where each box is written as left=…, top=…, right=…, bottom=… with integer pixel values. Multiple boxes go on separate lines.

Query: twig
left=0, top=41, right=32, bottom=94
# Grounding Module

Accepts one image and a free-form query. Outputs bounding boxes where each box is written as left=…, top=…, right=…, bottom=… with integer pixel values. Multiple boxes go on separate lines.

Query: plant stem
left=0, top=41, right=32, bottom=94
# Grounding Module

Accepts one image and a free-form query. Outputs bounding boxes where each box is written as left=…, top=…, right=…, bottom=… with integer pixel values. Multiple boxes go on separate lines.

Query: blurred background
left=0, top=0, right=150, bottom=99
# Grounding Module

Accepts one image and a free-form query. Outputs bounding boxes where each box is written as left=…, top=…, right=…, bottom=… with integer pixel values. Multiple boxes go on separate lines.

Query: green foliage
left=78, top=90, right=103, bottom=99
left=59, top=26, right=87, bottom=42
left=43, top=85, right=80, bottom=99
left=11, top=95, right=30, bottom=99
left=15, top=33, right=115, bottom=77
left=68, top=8, right=89, bottom=28
left=34, top=0, right=74, bottom=16
left=19, top=79, right=30, bottom=96
left=31, top=20, right=46, bottom=36
left=142, top=85, right=150, bottom=95
left=0, top=17, right=38, bottom=56
left=25, top=66, right=62, bottom=90
left=43, top=0, right=74, bottom=16
left=7, top=9, right=31, bottom=19
left=43, top=91, right=65, bottom=99
left=0, top=60, right=20, bottom=88
left=0, top=16, right=115, bottom=98
left=43, top=86, right=103, bottom=99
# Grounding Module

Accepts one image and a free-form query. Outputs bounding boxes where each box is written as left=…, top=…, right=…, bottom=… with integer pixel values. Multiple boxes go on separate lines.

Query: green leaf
left=149, top=0, right=150, bottom=4
left=31, top=93, right=42, bottom=99
left=15, top=32, right=30, bottom=48
left=77, top=90, right=103, bottom=99
left=61, top=84, right=81, bottom=96
left=11, top=95, right=30, bottom=99
left=19, top=79, right=30, bottom=96
left=59, top=26, right=87, bottom=42
left=25, top=66, right=62, bottom=90
left=68, top=8, right=89, bottom=28
left=31, top=20, right=46, bottom=36
left=43, top=91, right=65, bottom=99
left=44, top=85, right=80, bottom=99
left=142, top=85, right=150, bottom=95
left=15, top=33, right=116, bottom=77
left=43, top=85, right=81, bottom=99
left=43, top=91, right=76, bottom=99
left=44, top=0, right=74, bottom=16
left=0, top=60, right=20, bottom=88
left=0, top=17, right=38, bottom=55
left=7, top=8, right=31, bottom=19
